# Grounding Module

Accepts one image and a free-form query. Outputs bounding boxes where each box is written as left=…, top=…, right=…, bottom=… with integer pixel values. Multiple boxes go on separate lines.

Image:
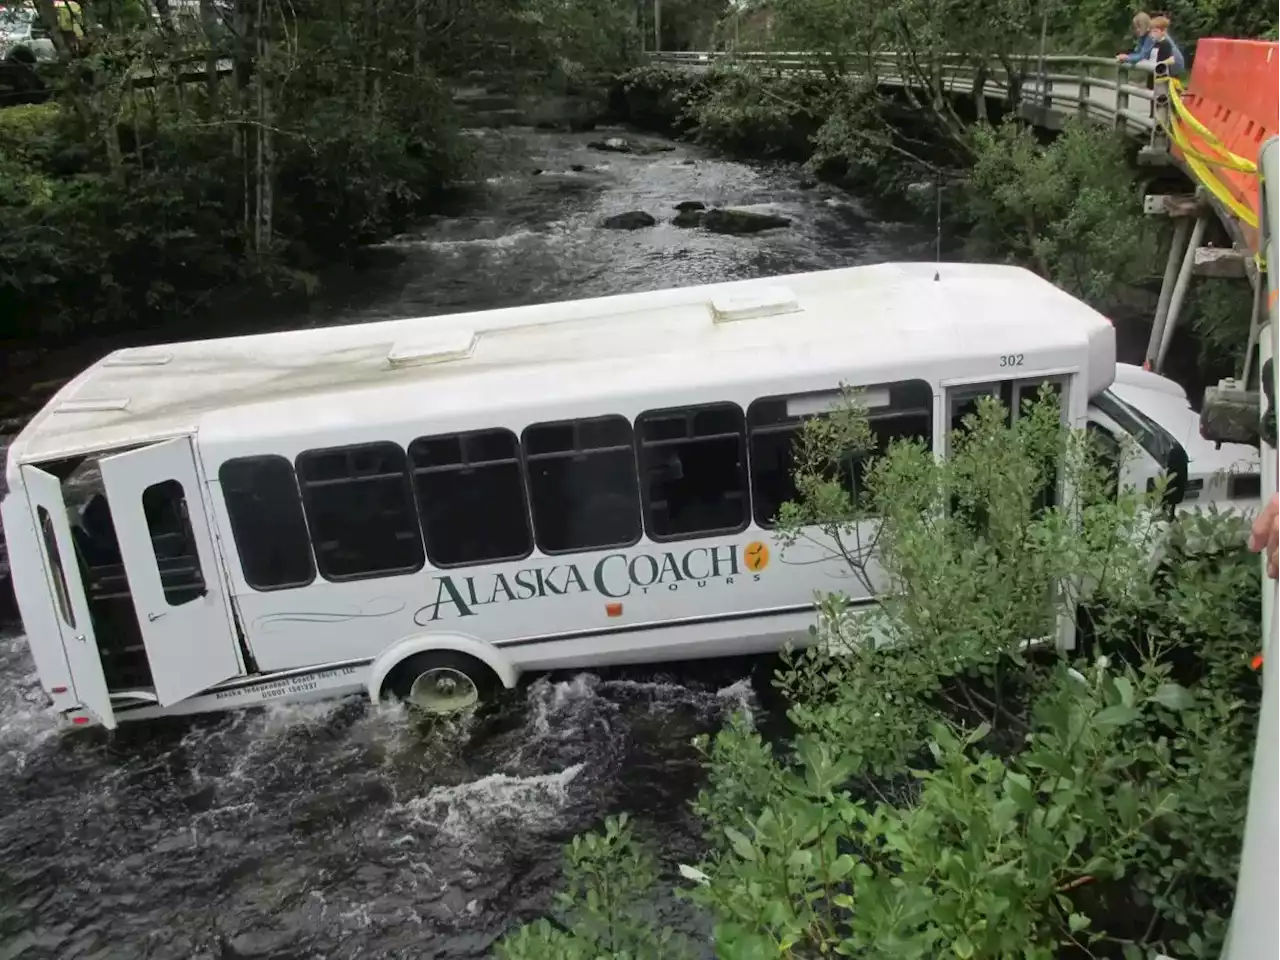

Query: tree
left=962, top=118, right=1158, bottom=307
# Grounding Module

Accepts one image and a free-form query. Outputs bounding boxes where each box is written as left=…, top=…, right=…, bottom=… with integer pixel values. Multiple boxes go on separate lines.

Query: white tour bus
left=0, top=262, right=1261, bottom=730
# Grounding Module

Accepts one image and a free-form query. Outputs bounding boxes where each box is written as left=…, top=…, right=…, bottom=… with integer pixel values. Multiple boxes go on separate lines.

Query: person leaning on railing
left=1115, top=11, right=1154, bottom=65
left=1145, top=16, right=1186, bottom=76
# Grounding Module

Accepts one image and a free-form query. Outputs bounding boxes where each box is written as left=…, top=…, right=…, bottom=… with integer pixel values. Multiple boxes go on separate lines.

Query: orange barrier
left=1174, top=39, right=1279, bottom=246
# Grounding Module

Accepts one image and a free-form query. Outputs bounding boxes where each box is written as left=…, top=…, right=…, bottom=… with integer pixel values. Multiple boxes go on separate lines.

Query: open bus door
left=18, top=465, right=116, bottom=729
left=99, top=438, right=242, bottom=706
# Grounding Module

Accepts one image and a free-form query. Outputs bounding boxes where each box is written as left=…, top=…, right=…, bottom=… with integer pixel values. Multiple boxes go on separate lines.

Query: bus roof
left=5, top=262, right=1115, bottom=469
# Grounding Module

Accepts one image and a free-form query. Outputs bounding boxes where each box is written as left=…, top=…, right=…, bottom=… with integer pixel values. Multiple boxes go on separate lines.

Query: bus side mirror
left=1161, top=443, right=1190, bottom=516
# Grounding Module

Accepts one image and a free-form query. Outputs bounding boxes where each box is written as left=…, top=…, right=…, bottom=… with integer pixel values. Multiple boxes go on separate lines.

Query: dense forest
left=0, top=0, right=651, bottom=343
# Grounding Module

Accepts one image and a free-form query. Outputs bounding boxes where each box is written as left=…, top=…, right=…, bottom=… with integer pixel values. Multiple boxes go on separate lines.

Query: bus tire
left=380, top=650, right=498, bottom=715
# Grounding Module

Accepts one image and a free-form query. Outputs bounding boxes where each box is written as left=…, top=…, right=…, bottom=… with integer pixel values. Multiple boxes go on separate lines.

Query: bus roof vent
left=104, top=349, right=174, bottom=367
left=387, top=329, right=478, bottom=369
left=54, top=398, right=131, bottom=414
left=709, top=287, right=800, bottom=323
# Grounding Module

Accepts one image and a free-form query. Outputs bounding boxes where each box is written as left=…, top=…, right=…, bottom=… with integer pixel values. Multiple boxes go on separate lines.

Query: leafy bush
left=499, top=390, right=1261, bottom=959
left=963, top=119, right=1159, bottom=309
left=495, top=814, right=695, bottom=960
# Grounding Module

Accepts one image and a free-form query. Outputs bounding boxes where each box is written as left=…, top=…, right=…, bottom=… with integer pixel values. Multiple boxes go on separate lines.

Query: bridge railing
left=649, top=50, right=1159, bottom=135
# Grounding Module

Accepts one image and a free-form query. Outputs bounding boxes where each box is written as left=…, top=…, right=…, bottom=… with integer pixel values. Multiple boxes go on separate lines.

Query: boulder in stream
left=674, top=200, right=706, bottom=212
left=701, top=208, right=792, bottom=235
left=588, top=137, right=633, bottom=153
left=601, top=211, right=657, bottom=230
left=672, top=209, right=705, bottom=228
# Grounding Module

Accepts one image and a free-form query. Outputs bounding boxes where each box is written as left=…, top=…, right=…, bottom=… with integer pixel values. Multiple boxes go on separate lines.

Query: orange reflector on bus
left=71, top=716, right=90, bottom=725
left=606, top=603, right=623, bottom=617
left=51, top=686, right=67, bottom=694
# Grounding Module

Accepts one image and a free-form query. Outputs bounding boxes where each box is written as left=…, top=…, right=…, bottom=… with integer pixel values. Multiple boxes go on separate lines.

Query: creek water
left=0, top=125, right=939, bottom=959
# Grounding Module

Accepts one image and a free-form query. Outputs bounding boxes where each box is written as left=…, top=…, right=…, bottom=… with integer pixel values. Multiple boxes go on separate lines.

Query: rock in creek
left=587, top=137, right=677, bottom=155
left=674, top=200, right=706, bottom=212
left=672, top=209, right=705, bottom=228
left=601, top=211, right=657, bottom=230
left=701, top=208, right=792, bottom=235
left=588, top=137, right=633, bottom=153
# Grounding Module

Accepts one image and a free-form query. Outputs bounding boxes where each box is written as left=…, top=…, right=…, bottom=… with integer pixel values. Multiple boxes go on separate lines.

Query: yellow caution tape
left=1156, top=76, right=1261, bottom=230
left=1161, top=76, right=1260, bottom=173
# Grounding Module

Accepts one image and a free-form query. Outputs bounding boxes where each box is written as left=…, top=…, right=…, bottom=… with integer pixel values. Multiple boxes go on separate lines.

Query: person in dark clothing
left=1146, top=16, right=1185, bottom=75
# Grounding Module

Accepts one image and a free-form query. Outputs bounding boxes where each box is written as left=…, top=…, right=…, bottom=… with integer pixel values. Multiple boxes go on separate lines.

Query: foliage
left=0, top=0, right=642, bottom=343
left=962, top=119, right=1159, bottom=308
left=495, top=814, right=695, bottom=959
left=1051, top=0, right=1279, bottom=55
left=503, top=391, right=1262, bottom=959
left=681, top=63, right=824, bottom=157
left=1186, top=278, right=1256, bottom=377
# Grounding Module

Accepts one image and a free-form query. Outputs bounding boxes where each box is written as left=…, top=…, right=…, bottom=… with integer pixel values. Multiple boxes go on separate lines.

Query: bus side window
left=295, top=442, right=424, bottom=581
left=220, top=455, right=316, bottom=590
left=636, top=403, right=749, bottom=541
left=748, top=380, right=933, bottom=527
left=409, top=428, right=533, bottom=567
left=523, top=415, right=642, bottom=554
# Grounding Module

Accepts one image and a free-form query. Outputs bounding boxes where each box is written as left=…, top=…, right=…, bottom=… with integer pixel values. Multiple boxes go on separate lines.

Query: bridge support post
left=1149, top=214, right=1208, bottom=372
left=1148, top=217, right=1192, bottom=364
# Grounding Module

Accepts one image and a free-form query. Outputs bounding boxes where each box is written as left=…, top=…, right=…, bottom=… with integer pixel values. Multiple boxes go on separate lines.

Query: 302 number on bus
left=999, top=354, right=1025, bottom=368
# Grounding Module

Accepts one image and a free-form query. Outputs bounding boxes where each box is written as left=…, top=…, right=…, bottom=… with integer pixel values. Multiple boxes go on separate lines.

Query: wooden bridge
left=652, top=43, right=1277, bottom=378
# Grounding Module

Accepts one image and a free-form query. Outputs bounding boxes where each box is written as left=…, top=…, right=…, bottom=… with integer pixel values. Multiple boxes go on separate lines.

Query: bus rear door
left=99, top=438, right=243, bottom=706
left=17, top=464, right=116, bottom=728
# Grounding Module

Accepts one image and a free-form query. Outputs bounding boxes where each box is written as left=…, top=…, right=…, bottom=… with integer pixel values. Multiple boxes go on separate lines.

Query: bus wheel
left=382, top=651, right=497, bottom=715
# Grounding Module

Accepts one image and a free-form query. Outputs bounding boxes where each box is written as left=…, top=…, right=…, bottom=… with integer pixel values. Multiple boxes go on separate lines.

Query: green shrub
left=501, top=391, right=1260, bottom=959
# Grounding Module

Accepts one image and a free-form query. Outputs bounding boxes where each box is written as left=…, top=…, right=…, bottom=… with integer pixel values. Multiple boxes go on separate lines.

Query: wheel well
left=379, top=648, right=502, bottom=701
left=368, top=635, right=518, bottom=703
